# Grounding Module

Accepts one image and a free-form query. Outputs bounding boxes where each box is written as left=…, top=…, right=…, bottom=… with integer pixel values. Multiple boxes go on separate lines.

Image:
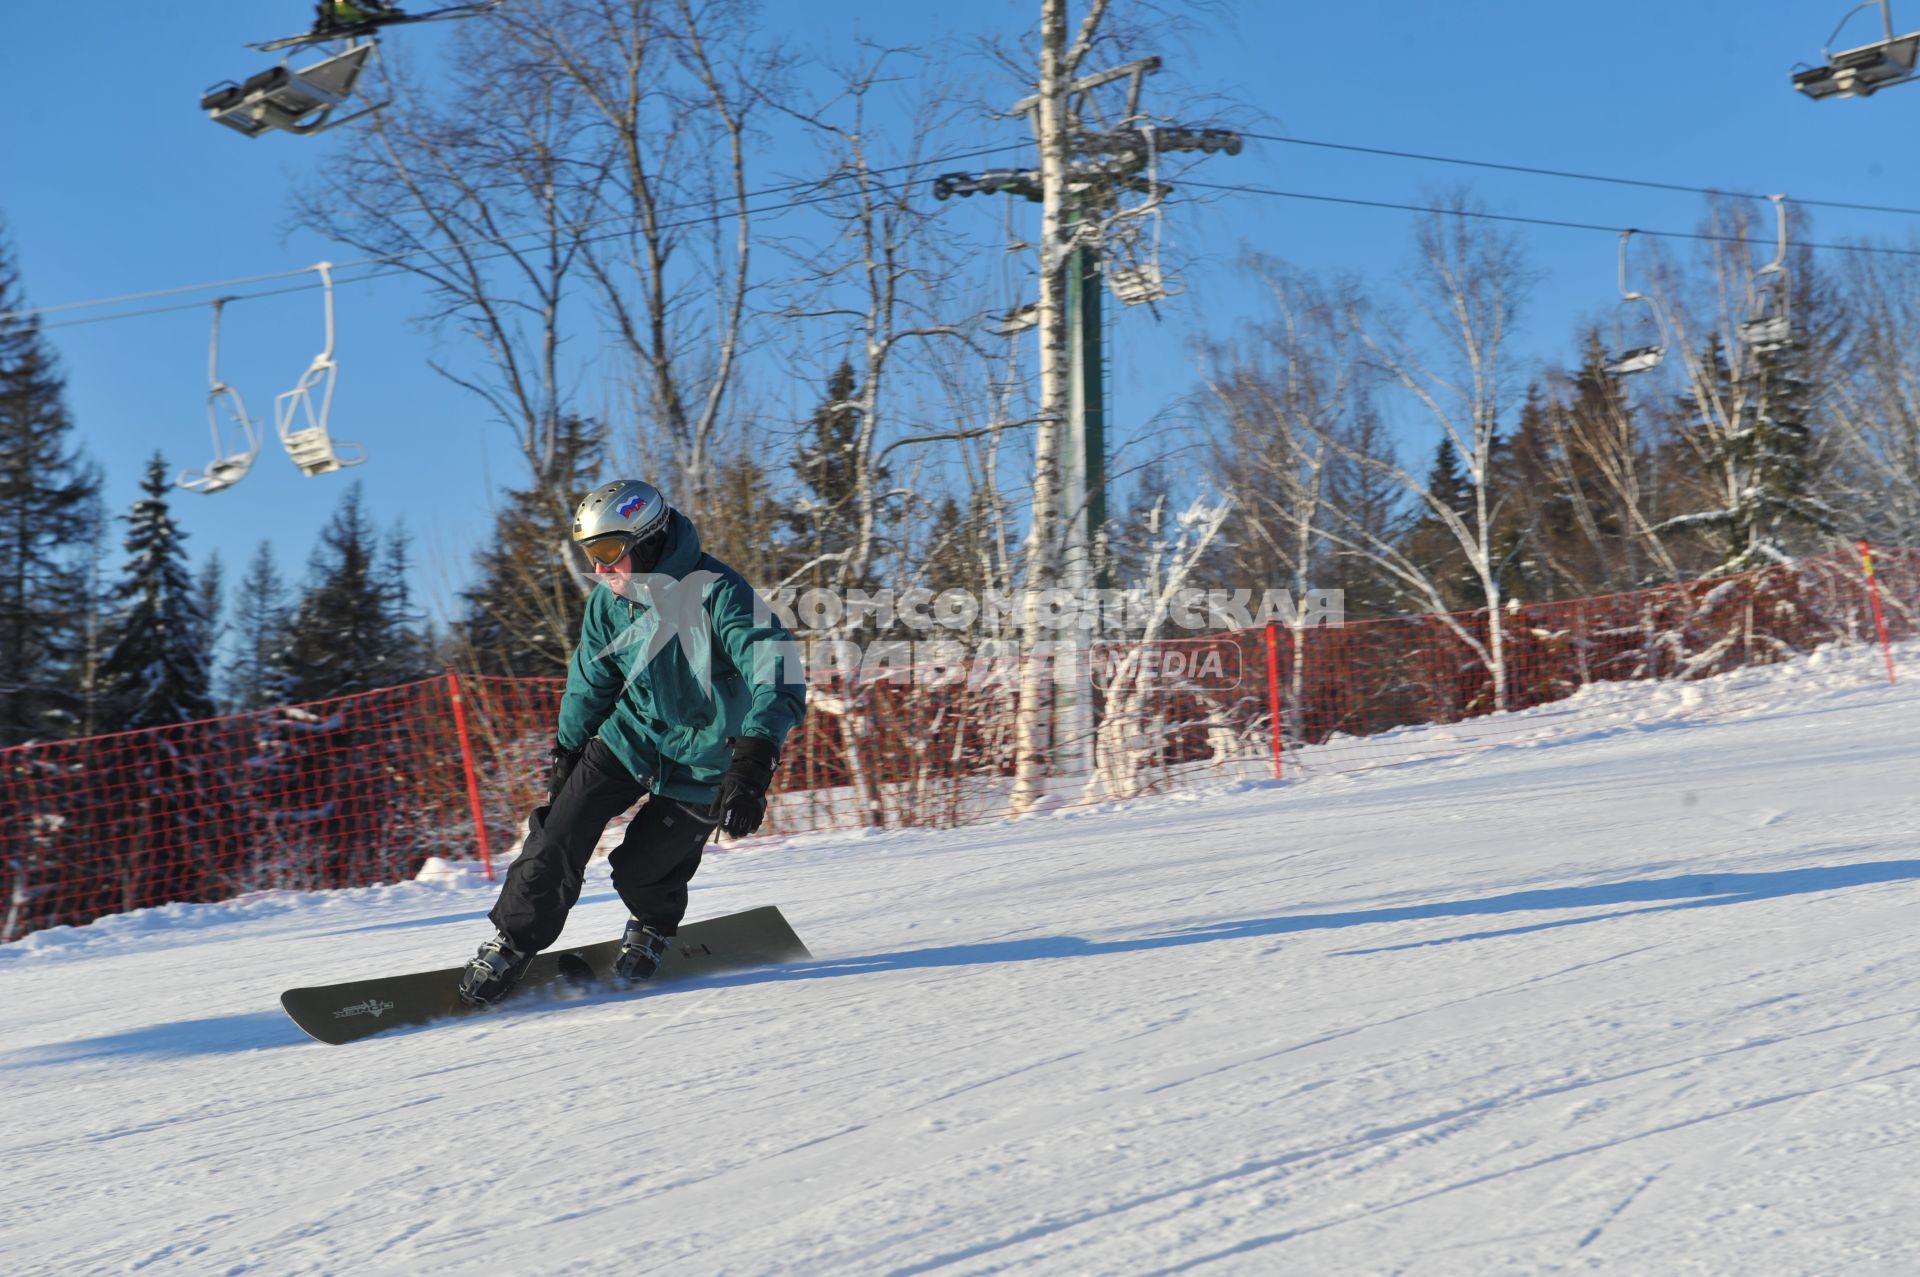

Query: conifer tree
left=195, top=551, right=225, bottom=705
left=230, top=541, right=291, bottom=710
left=460, top=414, right=603, bottom=676
left=380, top=524, right=433, bottom=683
left=921, top=494, right=988, bottom=597
left=700, top=452, right=795, bottom=592
left=0, top=224, right=100, bottom=744
left=789, top=360, right=886, bottom=592
left=276, top=483, right=418, bottom=701
left=1398, top=439, right=1479, bottom=611
left=1664, top=333, right=1834, bottom=576
left=1511, top=338, right=1671, bottom=596
left=97, top=455, right=215, bottom=729
left=1719, top=338, right=1833, bottom=570
left=1320, top=407, right=1408, bottom=620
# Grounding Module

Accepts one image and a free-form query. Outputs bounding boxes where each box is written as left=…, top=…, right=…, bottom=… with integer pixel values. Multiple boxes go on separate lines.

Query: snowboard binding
left=458, top=931, right=531, bottom=1005
left=613, top=920, right=673, bottom=982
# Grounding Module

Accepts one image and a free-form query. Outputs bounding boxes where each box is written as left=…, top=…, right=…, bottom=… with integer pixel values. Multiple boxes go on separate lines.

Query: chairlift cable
left=26, top=140, right=1920, bottom=335
left=29, top=175, right=953, bottom=332
left=1178, top=179, right=1920, bottom=260
left=1, top=141, right=1036, bottom=326
left=1236, top=131, right=1920, bottom=219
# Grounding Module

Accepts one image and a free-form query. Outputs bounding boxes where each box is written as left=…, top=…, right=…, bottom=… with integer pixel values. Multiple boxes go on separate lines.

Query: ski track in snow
left=4, top=644, right=1920, bottom=1275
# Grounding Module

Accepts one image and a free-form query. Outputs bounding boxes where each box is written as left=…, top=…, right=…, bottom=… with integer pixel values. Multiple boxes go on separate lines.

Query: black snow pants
left=488, top=738, right=717, bottom=952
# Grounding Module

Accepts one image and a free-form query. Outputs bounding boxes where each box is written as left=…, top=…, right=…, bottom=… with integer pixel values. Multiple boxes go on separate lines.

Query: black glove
left=711, top=736, right=778, bottom=837
left=547, top=742, right=583, bottom=801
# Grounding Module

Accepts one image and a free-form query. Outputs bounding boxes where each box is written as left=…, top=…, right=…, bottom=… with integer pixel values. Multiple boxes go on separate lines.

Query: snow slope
left=3, top=646, right=1918, bottom=1276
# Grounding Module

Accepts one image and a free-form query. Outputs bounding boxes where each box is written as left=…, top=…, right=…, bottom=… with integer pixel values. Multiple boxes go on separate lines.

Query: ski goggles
left=580, top=525, right=667, bottom=568
left=580, top=534, right=638, bottom=567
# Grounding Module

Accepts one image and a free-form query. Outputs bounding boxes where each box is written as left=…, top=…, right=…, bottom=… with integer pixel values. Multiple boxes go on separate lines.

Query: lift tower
left=935, top=57, right=1241, bottom=777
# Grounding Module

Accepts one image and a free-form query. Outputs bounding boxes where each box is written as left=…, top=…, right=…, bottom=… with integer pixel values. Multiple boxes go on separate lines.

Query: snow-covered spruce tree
left=1720, top=336, right=1833, bottom=571
left=96, top=454, right=215, bottom=731
left=1648, top=198, right=1844, bottom=579
left=1663, top=334, right=1834, bottom=576
left=0, top=224, right=100, bottom=744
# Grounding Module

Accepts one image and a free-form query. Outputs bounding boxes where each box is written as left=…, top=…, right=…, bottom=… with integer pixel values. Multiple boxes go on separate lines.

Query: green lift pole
left=1064, top=204, right=1107, bottom=591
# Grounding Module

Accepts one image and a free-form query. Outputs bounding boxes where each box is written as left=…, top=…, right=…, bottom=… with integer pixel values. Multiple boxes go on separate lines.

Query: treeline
left=1190, top=201, right=1890, bottom=628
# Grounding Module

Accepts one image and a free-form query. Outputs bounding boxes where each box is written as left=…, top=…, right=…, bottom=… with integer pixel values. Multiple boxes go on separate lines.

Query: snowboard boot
left=458, top=931, right=532, bottom=1006
left=613, top=919, right=673, bottom=983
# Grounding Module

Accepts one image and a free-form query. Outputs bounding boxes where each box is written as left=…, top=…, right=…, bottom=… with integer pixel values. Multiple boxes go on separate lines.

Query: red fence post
left=1264, top=621, right=1284, bottom=780
left=446, top=671, right=497, bottom=879
left=1858, top=540, right=1898, bottom=685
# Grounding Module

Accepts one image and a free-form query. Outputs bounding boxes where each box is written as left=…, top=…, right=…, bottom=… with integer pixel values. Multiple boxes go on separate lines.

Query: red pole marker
left=447, top=671, right=497, bottom=879
left=1264, top=621, right=1284, bottom=780
left=1858, top=540, right=1897, bottom=685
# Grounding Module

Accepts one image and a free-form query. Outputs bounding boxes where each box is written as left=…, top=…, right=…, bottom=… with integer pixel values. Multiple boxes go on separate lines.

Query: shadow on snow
left=11, top=858, right=1915, bottom=1060
left=685, top=856, right=1920, bottom=987
left=0, top=1010, right=305, bottom=1067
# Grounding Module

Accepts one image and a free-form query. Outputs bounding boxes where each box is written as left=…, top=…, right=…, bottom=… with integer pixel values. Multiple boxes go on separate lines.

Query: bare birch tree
left=512, top=0, right=780, bottom=518
left=294, top=0, right=777, bottom=590
left=1200, top=257, right=1370, bottom=741
left=1320, top=199, right=1534, bottom=713
left=293, top=21, right=600, bottom=504
left=1807, top=243, right=1920, bottom=545
left=763, top=45, right=1010, bottom=825
left=1008, top=0, right=1111, bottom=813
left=1079, top=491, right=1229, bottom=801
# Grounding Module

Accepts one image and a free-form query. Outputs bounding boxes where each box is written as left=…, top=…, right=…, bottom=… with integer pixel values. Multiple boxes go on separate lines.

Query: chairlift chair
left=177, top=298, right=261, bottom=494
left=1105, top=203, right=1172, bottom=305
left=275, top=263, right=366, bottom=477
left=1106, top=263, right=1170, bottom=306
left=1605, top=230, right=1665, bottom=377
left=202, top=41, right=386, bottom=138
left=1102, top=129, right=1180, bottom=307
left=1738, top=195, right=1793, bottom=352
left=1793, top=2, right=1920, bottom=98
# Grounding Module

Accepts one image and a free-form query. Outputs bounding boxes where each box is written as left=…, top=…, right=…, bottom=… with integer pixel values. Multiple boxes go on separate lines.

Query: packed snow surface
left=4, top=646, right=1918, bottom=1275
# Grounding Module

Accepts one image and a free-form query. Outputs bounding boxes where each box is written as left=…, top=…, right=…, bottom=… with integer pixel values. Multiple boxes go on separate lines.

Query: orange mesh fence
left=2, top=547, right=1912, bottom=940
left=1265, top=545, right=1917, bottom=779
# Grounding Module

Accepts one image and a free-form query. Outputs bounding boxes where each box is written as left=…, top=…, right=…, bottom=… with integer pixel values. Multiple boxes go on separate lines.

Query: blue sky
left=1, top=1, right=1911, bottom=626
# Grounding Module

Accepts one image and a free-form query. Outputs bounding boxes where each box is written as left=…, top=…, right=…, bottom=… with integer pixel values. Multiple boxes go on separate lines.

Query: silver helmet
left=573, top=479, right=672, bottom=567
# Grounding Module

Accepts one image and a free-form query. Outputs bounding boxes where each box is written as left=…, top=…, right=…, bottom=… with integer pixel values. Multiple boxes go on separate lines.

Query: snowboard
left=279, top=904, right=809, bottom=1045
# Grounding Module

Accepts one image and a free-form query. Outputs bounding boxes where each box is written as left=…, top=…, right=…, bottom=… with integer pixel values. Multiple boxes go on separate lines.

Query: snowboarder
left=458, top=479, right=807, bottom=1005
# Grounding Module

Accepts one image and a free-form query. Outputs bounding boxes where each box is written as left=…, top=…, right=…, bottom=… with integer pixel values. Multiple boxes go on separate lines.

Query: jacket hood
left=653, top=509, right=703, bottom=579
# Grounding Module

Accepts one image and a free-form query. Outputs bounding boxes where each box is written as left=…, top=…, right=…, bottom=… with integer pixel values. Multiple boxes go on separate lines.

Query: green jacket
left=556, top=511, right=806, bottom=802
